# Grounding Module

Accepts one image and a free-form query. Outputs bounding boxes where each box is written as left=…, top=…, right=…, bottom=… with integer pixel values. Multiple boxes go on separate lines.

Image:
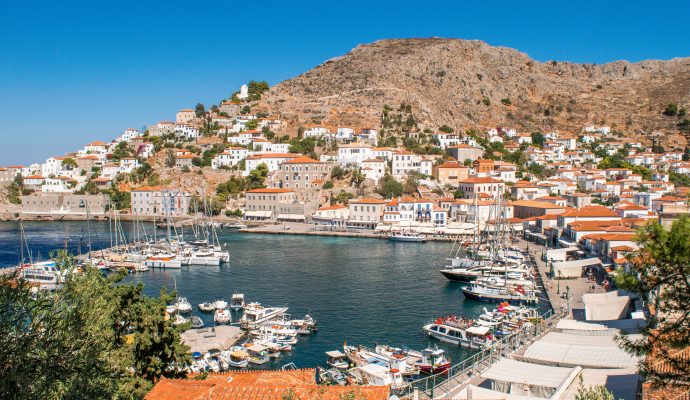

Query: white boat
left=165, top=304, right=177, bottom=315
left=188, top=248, right=221, bottom=266
left=348, top=363, right=408, bottom=390
left=198, top=302, right=215, bottom=312
left=214, top=308, right=231, bottom=324
left=191, top=316, right=205, bottom=329
left=244, top=343, right=270, bottom=365
left=143, top=254, right=182, bottom=269
left=221, top=349, right=249, bottom=368
left=423, top=318, right=496, bottom=348
left=240, top=305, right=289, bottom=329
left=20, top=260, right=63, bottom=290
left=230, top=293, right=245, bottom=311
left=389, top=233, right=427, bottom=242
left=461, top=281, right=539, bottom=304
left=175, top=297, right=192, bottom=313
left=173, top=314, right=189, bottom=325
left=214, top=298, right=228, bottom=310
left=326, top=350, right=349, bottom=370
left=133, top=264, right=150, bottom=272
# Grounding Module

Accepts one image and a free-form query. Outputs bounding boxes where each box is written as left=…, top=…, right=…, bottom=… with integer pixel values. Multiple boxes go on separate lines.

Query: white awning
left=326, top=350, right=345, bottom=358
left=480, top=358, right=576, bottom=388
left=554, top=257, right=601, bottom=278
left=466, top=326, right=490, bottom=335
left=556, top=319, right=609, bottom=332
left=277, top=213, right=305, bottom=220
left=582, top=291, right=630, bottom=321
left=244, top=210, right=272, bottom=218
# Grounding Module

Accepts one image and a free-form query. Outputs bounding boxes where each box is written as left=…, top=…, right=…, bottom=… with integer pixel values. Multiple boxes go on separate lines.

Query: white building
left=338, top=144, right=373, bottom=165
left=212, top=147, right=249, bottom=169
left=174, top=123, right=200, bottom=139
left=244, top=153, right=299, bottom=176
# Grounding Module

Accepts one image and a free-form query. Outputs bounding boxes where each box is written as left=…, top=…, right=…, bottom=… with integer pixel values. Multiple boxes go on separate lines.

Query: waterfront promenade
left=240, top=221, right=458, bottom=241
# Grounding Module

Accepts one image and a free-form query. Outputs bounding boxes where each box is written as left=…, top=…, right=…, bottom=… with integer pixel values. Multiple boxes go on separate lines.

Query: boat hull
left=461, top=287, right=537, bottom=304
left=439, top=270, right=477, bottom=282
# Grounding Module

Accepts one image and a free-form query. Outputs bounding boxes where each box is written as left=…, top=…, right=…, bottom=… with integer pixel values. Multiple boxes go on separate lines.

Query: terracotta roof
left=350, top=197, right=387, bottom=204
left=246, top=188, right=294, bottom=194
left=511, top=200, right=566, bottom=209
left=246, top=153, right=298, bottom=160
left=282, top=156, right=320, bottom=164
left=561, top=205, right=619, bottom=217
left=131, top=186, right=166, bottom=192
left=436, top=162, right=466, bottom=169
left=145, top=369, right=390, bottom=400
left=460, top=177, right=503, bottom=184
left=316, top=205, right=348, bottom=211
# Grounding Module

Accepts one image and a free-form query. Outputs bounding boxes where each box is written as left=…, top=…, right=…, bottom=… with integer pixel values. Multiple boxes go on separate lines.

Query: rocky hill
left=260, top=38, right=690, bottom=144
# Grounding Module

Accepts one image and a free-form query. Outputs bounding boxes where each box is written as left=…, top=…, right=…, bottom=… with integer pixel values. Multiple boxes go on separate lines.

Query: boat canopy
left=582, top=291, right=630, bottom=321
left=326, top=350, right=346, bottom=358
left=244, top=210, right=272, bottom=218
left=466, top=326, right=491, bottom=335
left=480, top=358, right=579, bottom=390
left=246, top=344, right=267, bottom=353
left=230, top=350, right=248, bottom=358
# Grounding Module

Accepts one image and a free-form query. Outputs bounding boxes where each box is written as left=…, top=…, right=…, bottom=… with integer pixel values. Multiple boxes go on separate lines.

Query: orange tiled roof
left=460, top=177, right=503, bottom=184
left=283, top=156, right=320, bottom=164
left=246, top=188, right=294, bottom=194
left=561, top=205, right=618, bottom=217
left=350, top=197, right=387, bottom=204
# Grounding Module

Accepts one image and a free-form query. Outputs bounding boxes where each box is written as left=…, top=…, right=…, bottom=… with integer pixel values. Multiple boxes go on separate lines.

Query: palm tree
left=350, top=168, right=365, bottom=188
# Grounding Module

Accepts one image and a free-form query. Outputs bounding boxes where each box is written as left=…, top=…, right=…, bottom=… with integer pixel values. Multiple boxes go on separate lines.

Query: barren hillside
left=260, top=38, right=690, bottom=145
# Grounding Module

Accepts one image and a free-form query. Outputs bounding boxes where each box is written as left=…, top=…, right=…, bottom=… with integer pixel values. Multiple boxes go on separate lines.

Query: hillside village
left=2, top=80, right=690, bottom=264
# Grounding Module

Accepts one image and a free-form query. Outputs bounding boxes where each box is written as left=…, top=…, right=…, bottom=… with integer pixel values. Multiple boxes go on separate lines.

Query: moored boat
left=230, top=293, right=245, bottom=311
left=214, top=308, right=231, bottom=324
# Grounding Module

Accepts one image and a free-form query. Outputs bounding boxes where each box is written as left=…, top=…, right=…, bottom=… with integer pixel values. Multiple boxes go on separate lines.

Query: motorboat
left=244, top=343, right=270, bottom=365
left=461, top=281, right=539, bottom=304
left=173, top=314, right=189, bottom=326
left=423, top=316, right=496, bottom=348
left=191, top=316, right=205, bottom=329
left=175, top=297, right=192, bottom=313
left=133, top=264, right=150, bottom=273
left=325, top=350, right=349, bottom=370
left=230, top=293, right=245, bottom=311
left=214, top=308, right=231, bottom=324
left=165, top=304, right=177, bottom=315
left=143, top=254, right=182, bottom=269
left=389, top=232, right=427, bottom=242
left=318, top=367, right=348, bottom=385
left=221, top=348, right=249, bottom=368
left=188, top=248, right=221, bottom=266
left=20, top=260, right=63, bottom=290
left=413, top=347, right=451, bottom=374
left=214, top=298, right=228, bottom=310
left=348, top=363, right=408, bottom=390
left=240, top=305, right=288, bottom=330
left=198, top=302, right=215, bottom=312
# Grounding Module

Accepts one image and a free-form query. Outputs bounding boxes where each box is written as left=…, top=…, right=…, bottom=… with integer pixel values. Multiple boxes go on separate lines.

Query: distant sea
left=0, top=220, right=544, bottom=368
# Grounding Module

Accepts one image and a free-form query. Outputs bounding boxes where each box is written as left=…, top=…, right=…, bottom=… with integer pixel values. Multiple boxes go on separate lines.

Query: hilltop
left=260, top=38, right=690, bottom=144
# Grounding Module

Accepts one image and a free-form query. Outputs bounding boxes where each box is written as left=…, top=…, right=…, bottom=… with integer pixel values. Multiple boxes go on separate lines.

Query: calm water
left=0, top=221, right=541, bottom=369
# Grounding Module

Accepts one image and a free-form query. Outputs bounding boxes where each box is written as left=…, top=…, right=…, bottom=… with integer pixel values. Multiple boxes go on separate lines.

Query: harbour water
left=0, top=221, right=541, bottom=369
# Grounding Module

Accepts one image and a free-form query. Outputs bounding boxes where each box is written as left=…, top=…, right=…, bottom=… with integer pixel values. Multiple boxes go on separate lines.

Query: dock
left=180, top=325, right=245, bottom=354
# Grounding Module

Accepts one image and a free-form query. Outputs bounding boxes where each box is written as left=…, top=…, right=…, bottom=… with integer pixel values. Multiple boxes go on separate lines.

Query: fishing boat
left=214, top=298, right=228, bottom=310
left=413, top=347, right=451, bottom=374
left=325, top=350, right=349, bottom=370
left=230, top=293, right=245, bottom=311
left=20, top=260, right=63, bottom=290
left=198, top=302, right=215, bottom=312
left=348, top=363, right=408, bottom=390
left=191, top=316, right=205, bottom=329
left=240, top=304, right=289, bottom=329
left=389, top=232, right=427, bottom=242
left=318, top=367, right=349, bottom=385
left=142, top=254, right=182, bottom=269
left=423, top=316, right=496, bottom=348
left=214, top=308, right=231, bottom=324
left=175, top=297, right=192, bottom=313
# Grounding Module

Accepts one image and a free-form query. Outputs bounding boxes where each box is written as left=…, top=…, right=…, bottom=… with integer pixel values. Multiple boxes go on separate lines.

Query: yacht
left=240, top=305, right=288, bottom=329
left=143, top=254, right=182, bottom=269
left=198, top=302, right=215, bottom=312
left=413, top=347, right=451, bottom=374
left=389, top=232, right=427, bottom=242
left=188, top=248, right=221, bottom=266
left=461, top=281, right=539, bottom=304
left=214, top=308, right=231, bottom=324
left=230, top=293, right=245, bottom=311
left=20, top=261, right=63, bottom=290
left=221, top=349, right=248, bottom=368
left=325, top=350, right=349, bottom=370
left=423, top=316, right=496, bottom=348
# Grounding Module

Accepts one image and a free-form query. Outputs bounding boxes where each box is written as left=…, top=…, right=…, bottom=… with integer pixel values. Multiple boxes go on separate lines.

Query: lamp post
left=556, top=270, right=561, bottom=295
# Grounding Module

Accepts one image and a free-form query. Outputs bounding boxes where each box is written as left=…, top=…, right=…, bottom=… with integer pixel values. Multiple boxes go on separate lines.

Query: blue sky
left=1, top=0, right=688, bottom=166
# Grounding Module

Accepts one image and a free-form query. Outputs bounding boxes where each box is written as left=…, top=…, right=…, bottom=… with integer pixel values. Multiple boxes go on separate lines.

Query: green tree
left=531, top=132, right=545, bottom=147
left=61, top=157, right=78, bottom=170
left=245, top=119, right=258, bottom=130
left=195, top=103, right=206, bottom=117
left=322, top=180, right=334, bottom=189
left=0, top=253, right=190, bottom=399
left=5, top=174, right=24, bottom=204
left=438, top=125, right=454, bottom=133
left=378, top=175, right=403, bottom=198
left=111, top=141, right=134, bottom=162
left=615, top=217, right=690, bottom=385
left=574, top=384, right=615, bottom=400
left=247, top=163, right=268, bottom=189
left=247, top=80, right=270, bottom=100
left=330, top=165, right=347, bottom=180
left=500, top=98, right=512, bottom=106
left=350, top=168, right=365, bottom=188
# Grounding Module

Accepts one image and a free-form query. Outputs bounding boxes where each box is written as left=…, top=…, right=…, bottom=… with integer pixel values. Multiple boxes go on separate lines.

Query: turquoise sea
left=0, top=221, right=543, bottom=369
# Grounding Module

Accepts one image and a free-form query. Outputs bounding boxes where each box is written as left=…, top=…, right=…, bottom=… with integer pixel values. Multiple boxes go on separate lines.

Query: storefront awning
left=277, top=213, right=305, bottom=220
left=244, top=210, right=272, bottom=218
